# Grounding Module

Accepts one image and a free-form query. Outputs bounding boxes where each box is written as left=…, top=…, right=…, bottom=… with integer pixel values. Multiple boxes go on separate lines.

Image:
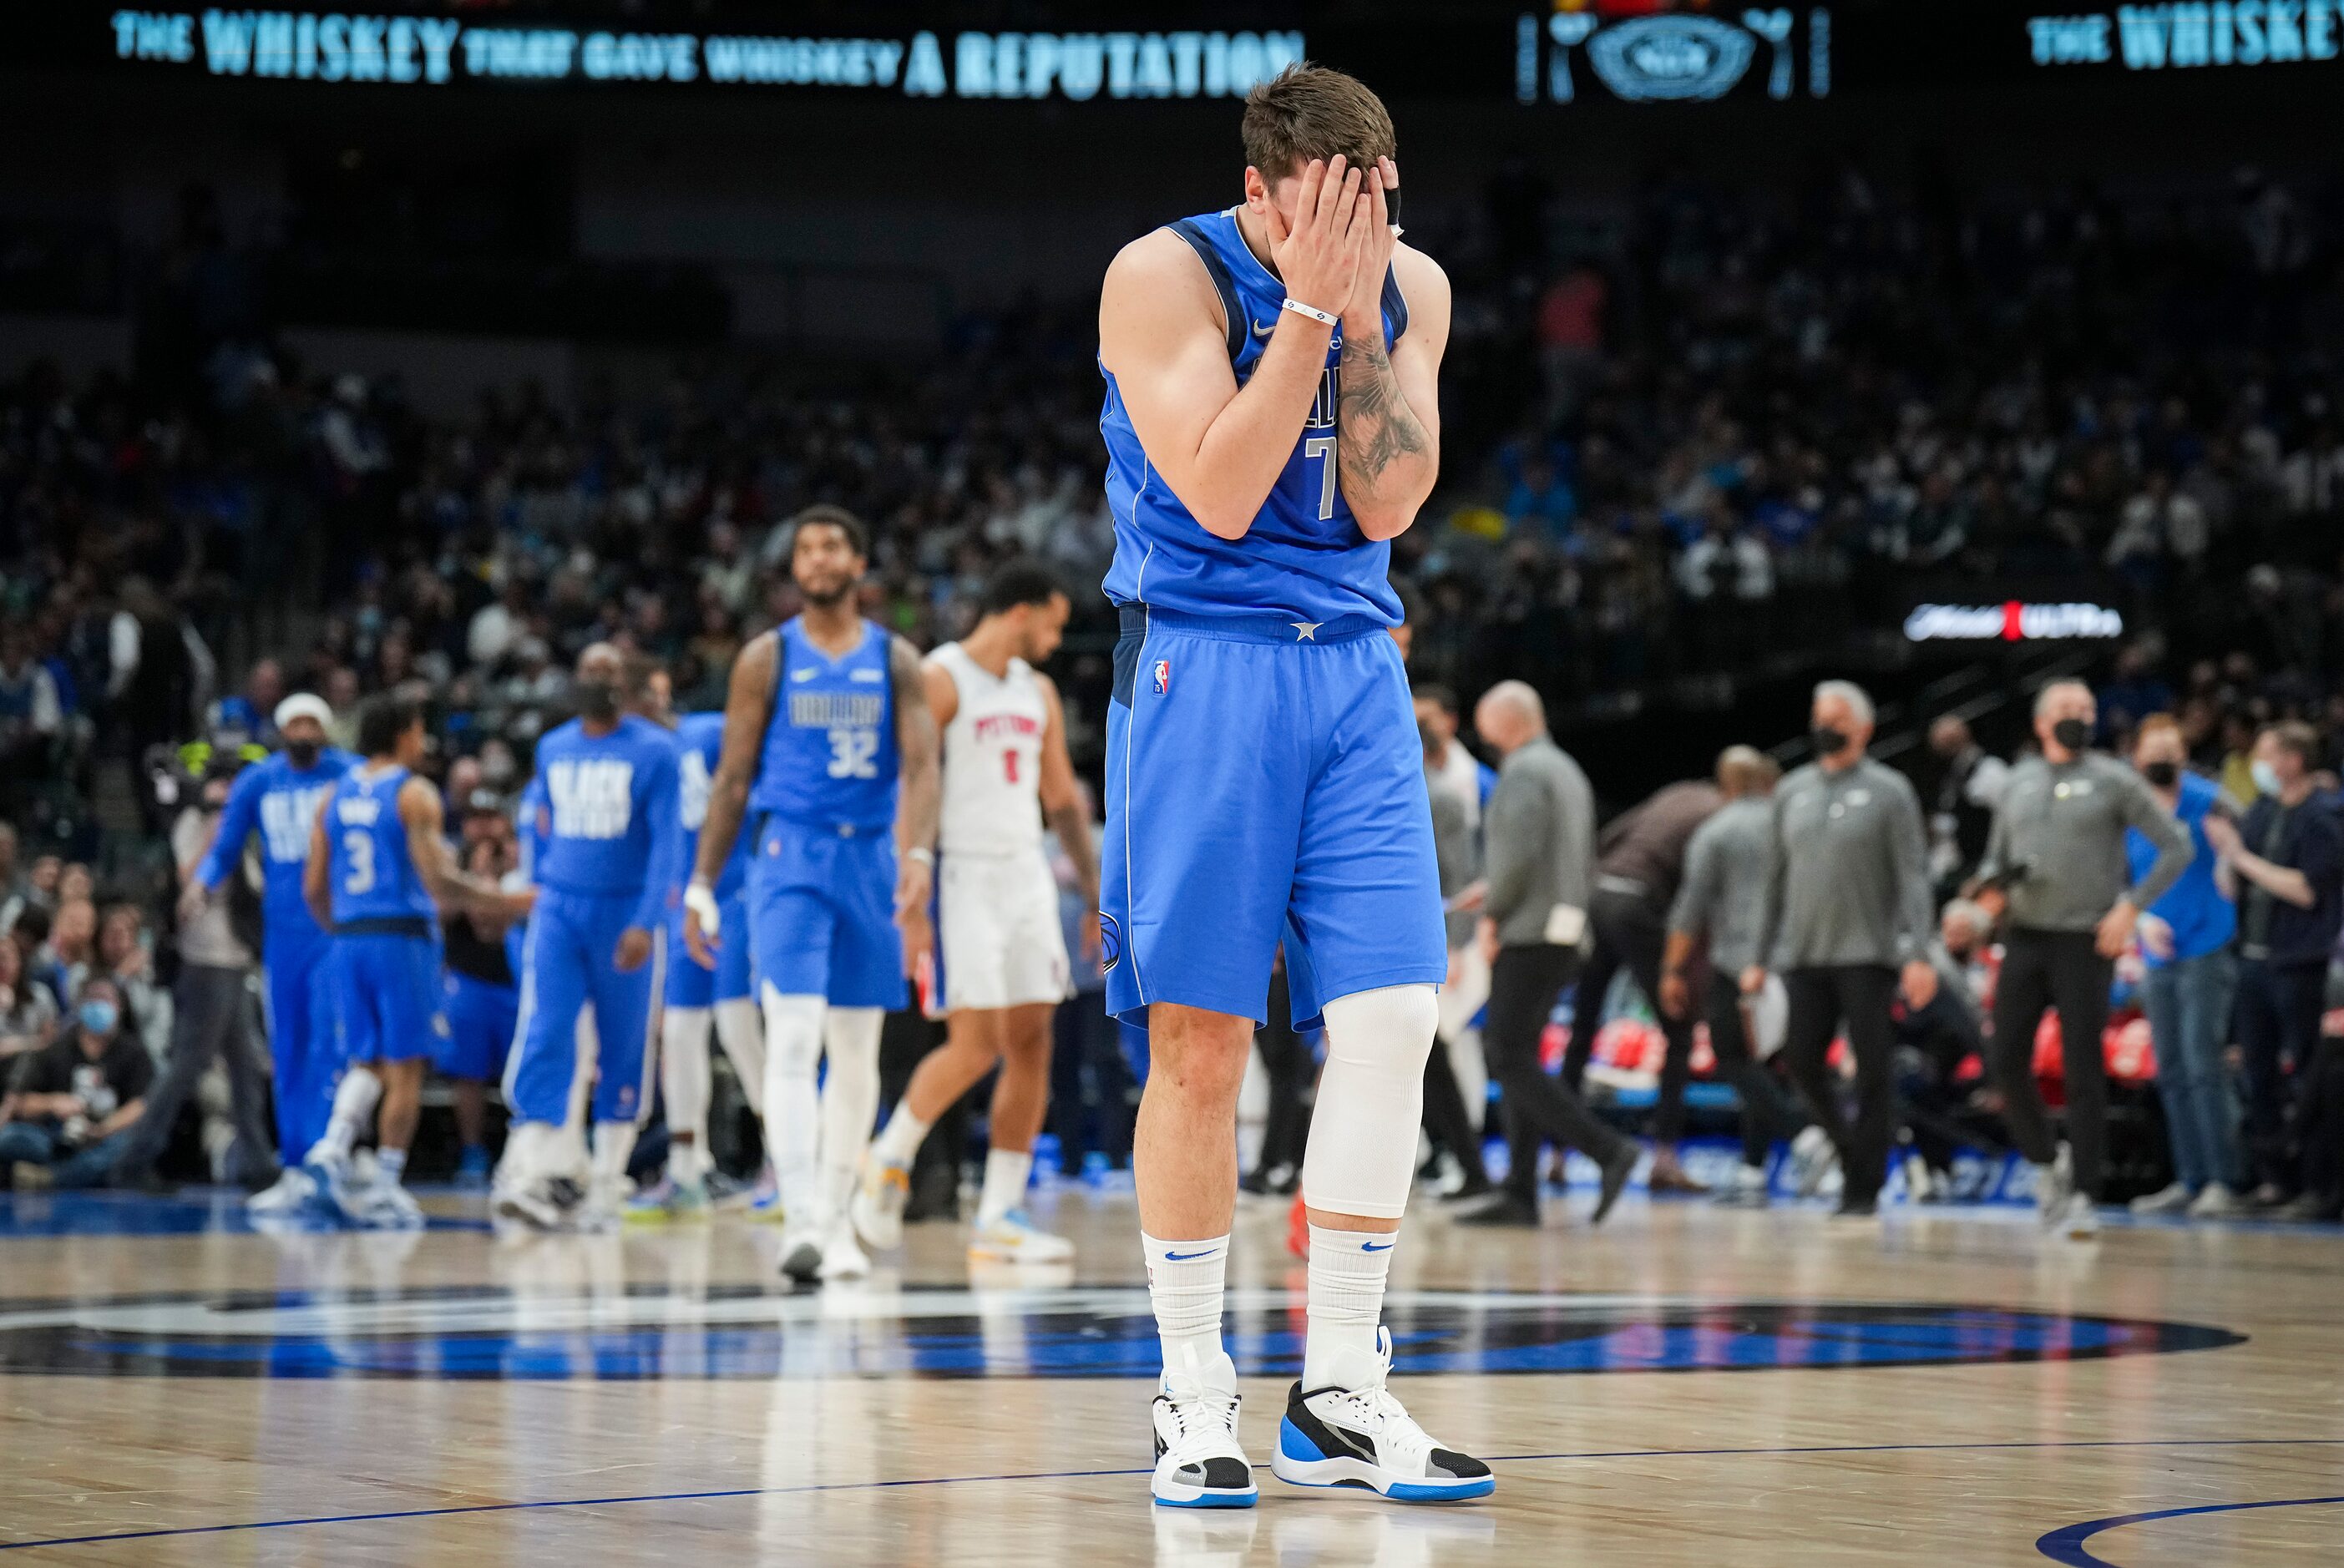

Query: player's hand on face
left=1342, top=157, right=1400, bottom=328
left=1263, top=155, right=1366, bottom=321
left=614, top=927, right=653, bottom=973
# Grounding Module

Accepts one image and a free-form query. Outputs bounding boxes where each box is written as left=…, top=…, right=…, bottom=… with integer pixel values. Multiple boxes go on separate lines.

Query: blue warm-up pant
left=507, top=887, right=663, bottom=1127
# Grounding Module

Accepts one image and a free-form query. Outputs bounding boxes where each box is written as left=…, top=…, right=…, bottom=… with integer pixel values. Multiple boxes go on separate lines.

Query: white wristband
left=1282, top=296, right=1340, bottom=326
left=683, top=882, right=721, bottom=939
left=905, top=847, right=934, bottom=867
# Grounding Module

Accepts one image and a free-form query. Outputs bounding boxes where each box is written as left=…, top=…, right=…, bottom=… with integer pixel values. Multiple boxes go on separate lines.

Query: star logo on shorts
left=1291, top=622, right=1321, bottom=641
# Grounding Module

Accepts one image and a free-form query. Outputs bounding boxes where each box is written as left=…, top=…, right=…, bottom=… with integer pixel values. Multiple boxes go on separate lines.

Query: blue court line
left=6, top=1437, right=2342, bottom=1552
left=2037, top=1493, right=2344, bottom=1565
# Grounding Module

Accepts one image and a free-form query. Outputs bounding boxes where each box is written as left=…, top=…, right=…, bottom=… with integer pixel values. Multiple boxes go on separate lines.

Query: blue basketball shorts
left=747, top=820, right=909, bottom=1010
left=437, top=970, right=519, bottom=1081
left=1101, top=604, right=1446, bottom=1032
left=666, top=888, right=752, bottom=1009
left=332, top=931, right=447, bottom=1066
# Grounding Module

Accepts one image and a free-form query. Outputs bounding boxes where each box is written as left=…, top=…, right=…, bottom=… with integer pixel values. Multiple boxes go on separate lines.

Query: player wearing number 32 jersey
left=684, top=506, right=942, bottom=1287
left=1097, top=63, right=1486, bottom=1508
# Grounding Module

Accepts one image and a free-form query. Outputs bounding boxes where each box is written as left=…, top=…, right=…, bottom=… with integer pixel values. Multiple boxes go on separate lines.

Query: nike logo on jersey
left=792, top=667, right=819, bottom=682
left=1251, top=319, right=1276, bottom=337
left=1360, top=1240, right=1394, bottom=1252
left=1163, top=1248, right=1219, bottom=1262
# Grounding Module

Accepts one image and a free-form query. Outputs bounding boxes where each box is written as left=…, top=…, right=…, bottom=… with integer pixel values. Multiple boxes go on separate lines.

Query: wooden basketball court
left=3, top=1187, right=2339, bottom=1565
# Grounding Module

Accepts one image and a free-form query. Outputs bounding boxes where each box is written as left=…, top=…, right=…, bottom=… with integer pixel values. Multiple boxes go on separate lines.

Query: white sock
left=1142, top=1231, right=1228, bottom=1372
left=712, top=998, right=765, bottom=1115
left=667, top=1139, right=701, bottom=1189
left=310, top=1070, right=381, bottom=1164
left=1304, top=1224, right=1395, bottom=1388
left=818, top=1008, right=884, bottom=1225
left=873, top=1104, right=933, bottom=1170
left=978, top=1146, right=1033, bottom=1228
left=661, top=1004, right=713, bottom=1160
left=375, top=1146, right=408, bottom=1186
left=761, top=988, right=827, bottom=1227
left=592, top=1121, right=640, bottom=1190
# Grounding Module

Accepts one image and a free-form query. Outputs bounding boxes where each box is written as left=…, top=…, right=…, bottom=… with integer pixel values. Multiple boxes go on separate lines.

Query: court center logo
left=0, top=1287, right=2241, bottom=1381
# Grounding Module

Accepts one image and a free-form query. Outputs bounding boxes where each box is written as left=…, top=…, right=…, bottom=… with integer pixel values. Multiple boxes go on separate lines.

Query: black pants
left=111, top=964, right=276, bottom=1183
left=1421, top=1042, right=1487, bottom=1185
left=1989, top=928, right=2114, bottom=1201
left=1488, top=943, right=1628, bottom=1207
left=1251, top=968, right=1313, bottom=1179
left=1780, top=965, right=1899, bottom=1203
left=2235, top=956, right=2327, bottom=1193
left=1567, top=889, right=1695, bottom=1142
left=2297, top=1039, right=2344, bottom=1203
left=1704, top=970, right=1810, bottom=1168
left=1049, top=994, right=1135, bottom=1166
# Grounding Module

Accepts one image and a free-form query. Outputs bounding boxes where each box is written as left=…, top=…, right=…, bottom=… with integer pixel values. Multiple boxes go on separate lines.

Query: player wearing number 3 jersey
left=684, top=506, right=942, bottom=1286
left=1096, top=64, right=1486, bottom=1508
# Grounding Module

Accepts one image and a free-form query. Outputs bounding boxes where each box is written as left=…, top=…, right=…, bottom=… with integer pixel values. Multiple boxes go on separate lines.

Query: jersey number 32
left=827, top=727, right=880, bottom=780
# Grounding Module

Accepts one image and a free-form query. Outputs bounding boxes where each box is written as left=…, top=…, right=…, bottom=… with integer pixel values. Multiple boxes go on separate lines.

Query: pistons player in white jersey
left=853, top=562, right=1099, bottom=1265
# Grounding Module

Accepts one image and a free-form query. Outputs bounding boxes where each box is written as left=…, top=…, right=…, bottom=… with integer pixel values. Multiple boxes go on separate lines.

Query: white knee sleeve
left=762, top=985, right=827, bottom=1221
left=1301, top=984, right=1439, bottom=1221
left=713, top=997, right=765, bottom=1115
left=662, top=1007, right=713, bottom=1149
left=818, top=1007, right=885, bottom=1222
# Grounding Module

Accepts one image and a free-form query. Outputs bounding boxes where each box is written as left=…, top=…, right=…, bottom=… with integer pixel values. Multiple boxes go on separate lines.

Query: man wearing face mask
left=2124, top=715, right=2243, bottom=1219
left=180, top=693, right=356, bottom=1207
left=0, top=975, right=152, bottom=1188
left=497, top=644, right=682, bottom=1230
left=1972, top=680, right=2191, bottom=1239
left=1744, top=680, right=1937, bottom=1221
left=2204, top=721, right=2344, bottom=1218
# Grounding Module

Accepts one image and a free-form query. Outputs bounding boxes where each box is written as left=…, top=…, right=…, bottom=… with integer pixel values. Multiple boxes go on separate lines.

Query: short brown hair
left=2262, top=720, right=2319, bottom=767
left=1242, top=63, right=1395, bottom=183
left=2134, top=712, right=2185, bottom=746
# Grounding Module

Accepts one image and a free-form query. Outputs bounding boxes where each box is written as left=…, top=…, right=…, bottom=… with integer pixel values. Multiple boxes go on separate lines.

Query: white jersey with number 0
left=934, top=642, right=1048, bottom=857
left=932, top=642, right=1067, bottom=1010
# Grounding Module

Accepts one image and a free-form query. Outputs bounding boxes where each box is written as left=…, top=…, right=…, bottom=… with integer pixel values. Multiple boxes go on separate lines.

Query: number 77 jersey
left=750, top=615, right=900, bottom=832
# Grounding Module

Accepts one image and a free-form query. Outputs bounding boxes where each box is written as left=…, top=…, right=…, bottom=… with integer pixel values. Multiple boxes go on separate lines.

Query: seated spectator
left=95, top=904, right=171, bottom=1067
left=0, top=975, right=152, bottom=1189
left=34, top=897, right=95, bottom=1009
left=0, top=938, right=56, bottom=1063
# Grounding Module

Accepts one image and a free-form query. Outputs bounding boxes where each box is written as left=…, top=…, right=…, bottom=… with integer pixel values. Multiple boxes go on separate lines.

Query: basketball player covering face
left=1096, top=64, right=1489, bottom=1505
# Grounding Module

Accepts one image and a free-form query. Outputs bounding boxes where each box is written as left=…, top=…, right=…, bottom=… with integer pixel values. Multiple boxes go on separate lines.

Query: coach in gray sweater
left=1746, top=680, right=1937, bottom=1218
left=1973, top=679, right=2191, bottom=1235
left=1459, top=681, right=1638, bottom=1228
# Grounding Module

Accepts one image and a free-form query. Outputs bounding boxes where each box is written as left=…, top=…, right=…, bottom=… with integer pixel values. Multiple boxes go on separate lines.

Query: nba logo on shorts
left=1152, top=660, right=1170, bottom=696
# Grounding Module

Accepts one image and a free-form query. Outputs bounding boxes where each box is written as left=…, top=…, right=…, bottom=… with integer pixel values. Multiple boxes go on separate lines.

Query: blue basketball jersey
left=676, top=710, right=747, bottom=901
left=1101, top=205, right=1410, bottom=626
left=750, top=617, right=899, bottom=829
left=326, top=765, right=434, bottom=926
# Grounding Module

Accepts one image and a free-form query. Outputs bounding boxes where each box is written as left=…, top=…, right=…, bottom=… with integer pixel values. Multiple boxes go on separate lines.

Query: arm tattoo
left=1337, top=331, right=1429, bottom=492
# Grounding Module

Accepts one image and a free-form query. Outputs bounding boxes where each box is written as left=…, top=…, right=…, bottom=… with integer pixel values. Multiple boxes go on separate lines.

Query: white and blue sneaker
left=245, top=1165, right=317, bottom=1215
left=968, top=1208, right=1074, bottom=1265
left=1271, top=1329, right=1494, bottom=1502
left=851, top=1156, right=912, bottom=1252
left=302, top=1148, right=358, bottom=1224
left=1151, top=1346, right=1258, bottom=1509
left=624, top=1176, right=711, bottom=1226
left=347, top=1176, right=425, bottom=1232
